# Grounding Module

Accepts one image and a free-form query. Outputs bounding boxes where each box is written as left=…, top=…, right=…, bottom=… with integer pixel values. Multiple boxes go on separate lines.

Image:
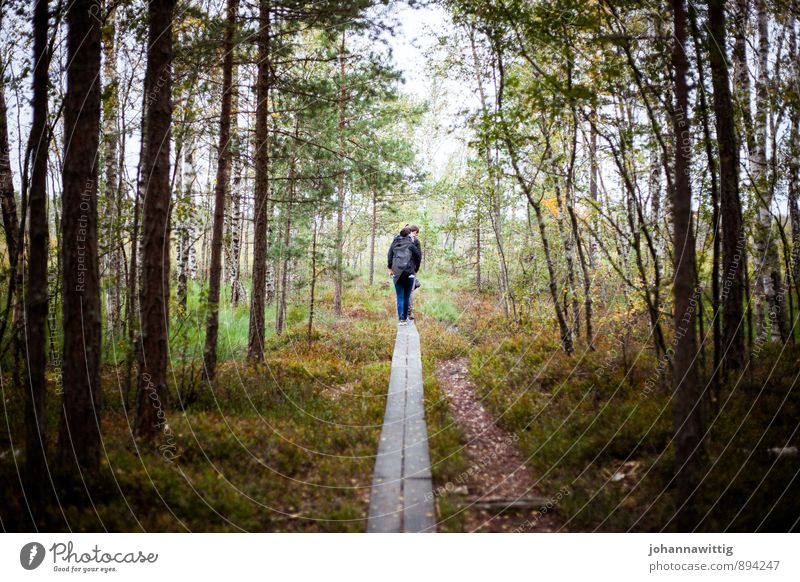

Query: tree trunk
left=0, top=32, right=21, bottom=346
left=566, top=111, right=594, bottom=350
left=475, top=204, right=482, bottom=293
left=333, top=30, right=346, bottom=316
left=102, top=1, right=122, bottom=333
left=671, top=0, right=705, bottom=531
left=733, top=0, right=756, bottom=157
left=707, top=0, right=747, bottom=374
left=276, top=149, right=295, bottom=335
left=689, top=3, right=722, bottom=393
left=135, top=0, right=175, bottom=440
left=248, top=0, right=271, bottom=361
left=555, top=183, right=578, bottom=336
left=203, top=0, right=238, bottom=381
left=588, top=109, right=599, bottom=268
left=229, top=159, right=244, bottom=305
left=789, top=3, right=800, bottom=326
left=308, top=216, right=322, bottom=341
left=176, top=147, right=195, bottom=312
left=369, top=190, right=376, bottom=286
left=751, top=0, right=789, bottom=343
left=57, top=0, right=103, bottom=471
left=25, top=0, right=51, bottom=516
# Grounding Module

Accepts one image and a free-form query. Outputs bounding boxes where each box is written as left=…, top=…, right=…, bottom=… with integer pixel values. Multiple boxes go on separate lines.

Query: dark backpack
left=392, top=237, right=414, bottom=276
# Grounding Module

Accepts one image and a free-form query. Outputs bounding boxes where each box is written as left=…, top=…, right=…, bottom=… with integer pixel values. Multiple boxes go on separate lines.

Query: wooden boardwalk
left=367, top=322, right=436, bottom=533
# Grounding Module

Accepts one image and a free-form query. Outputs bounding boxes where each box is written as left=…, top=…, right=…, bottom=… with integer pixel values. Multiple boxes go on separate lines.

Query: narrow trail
left=436, top=358, right=562, bottom=532
left=367, top=322, right=435, bottom=532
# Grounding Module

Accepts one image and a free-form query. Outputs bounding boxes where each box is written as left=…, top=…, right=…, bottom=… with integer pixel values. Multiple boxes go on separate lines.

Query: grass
left=4, top=268, right=795, bottom=532
left=455, top=296, right=800, bottom=532
left=1, top=278, right=400, bottom=531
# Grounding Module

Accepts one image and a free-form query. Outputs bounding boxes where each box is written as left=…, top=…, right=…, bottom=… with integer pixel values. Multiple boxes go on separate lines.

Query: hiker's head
left=400, top=227, right=411, bottom=237
left=408, top=224, right=420, bottom=236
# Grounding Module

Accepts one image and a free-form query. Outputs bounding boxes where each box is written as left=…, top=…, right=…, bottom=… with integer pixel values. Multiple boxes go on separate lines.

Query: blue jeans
left=394, top=274, right=415, bottom=321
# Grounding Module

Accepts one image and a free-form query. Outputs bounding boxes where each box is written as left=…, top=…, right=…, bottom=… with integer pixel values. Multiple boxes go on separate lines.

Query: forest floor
left=2, top=271, right=799, bottom=532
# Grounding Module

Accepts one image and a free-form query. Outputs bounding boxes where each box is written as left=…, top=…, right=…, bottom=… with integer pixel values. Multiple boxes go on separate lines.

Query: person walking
left=405, top=224, right=422, bottom=320
left=388, top=227, right=421, bottom=325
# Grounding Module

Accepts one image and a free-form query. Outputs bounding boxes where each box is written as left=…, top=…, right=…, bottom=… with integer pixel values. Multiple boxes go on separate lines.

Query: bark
left=248, top=0, right=271, bottom=361
left=126, top=36, right=150, bottom=406
left=25, top=0, right=51, bottom=512
left=0, top=30, right=21, bottom=346
left=333, top=30, right=346, bottom=316
left=689, top=3, right=722, bottom=389
left=57, top=0, right=103, bottom=471
left=475, top=204, right=482, bottom=293
left=229, top=158, right=244, bottom=305
left=276, top=136, right=296, bottom=335
left=307, top=215, right=321, bottom=342
left=176, top=147, right=195, bottom=312
left=648, top=145, right=662, bottom=260
left=203, top=0, right=238, bottom=381
left=671, top=0, right=705, bottom=531
left=732, top=0, right=756, bottom=157
left=530, top=192, right=573, bottom=354
left=707, top=0, right=747, bottom=373
left=588, top=109, right=598, bottom=268
left=752, top=0, right=789, bottom=343
left=135, top=0, right=175, bottom=440
left=566, top=111, right=594, bottom=350
left=555, top=183, right=578, bottom=336
left=102, top=2, right=122, bottom=333
left=789, top=3, right=800, bottom=318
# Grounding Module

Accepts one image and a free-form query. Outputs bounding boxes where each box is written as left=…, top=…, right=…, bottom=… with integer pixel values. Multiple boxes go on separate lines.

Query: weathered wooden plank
left=402, top=477, right=436, bottom=533
left=367, top=322, right=435, bottom=533
left=367, top=477, right=403, bottom=533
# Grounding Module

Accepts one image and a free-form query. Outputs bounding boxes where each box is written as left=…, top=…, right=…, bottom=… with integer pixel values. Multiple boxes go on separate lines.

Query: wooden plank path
left=367, top=322, right=436, bottom=533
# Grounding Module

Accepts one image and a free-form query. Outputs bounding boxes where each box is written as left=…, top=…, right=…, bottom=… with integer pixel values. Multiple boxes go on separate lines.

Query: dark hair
left=407, top=224, right=420, bottom=233
left=400, top=227, right=411, bottom=237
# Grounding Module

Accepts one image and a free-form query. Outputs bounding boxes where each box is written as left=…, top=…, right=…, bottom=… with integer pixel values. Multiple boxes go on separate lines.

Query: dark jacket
left=388, top=234, right=422, bottom=278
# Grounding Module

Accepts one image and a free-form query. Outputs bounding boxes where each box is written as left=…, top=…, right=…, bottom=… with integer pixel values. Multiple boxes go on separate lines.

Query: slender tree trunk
left=57, top=0, right=103, bottom=471
left=588, top=109, right=599, bottom=268
left=308, top=216, right=322, bottom=341
left=707, top=0, right=747, bottom=373
left=671, top=0, right=705, bottom=531
left=751, top=0, right=789, bottom=343
left=475, top=204, right=482, bottom=293
left=135, top=0, right=175, bottom=440
left=733, top=0, right=756, bottom=157
left=25, top=0, right=51, bottom=517
left=369, top=190, right=376, bottom=285
left=333, top=30, right=346, bottom=316
left=789, top=3, right=800, bottom=328
left=102, top=1, right=121, bottom=333
left=125, top=37, right=151, bottom=407
left=203, top=0, right=238, bottom=381
left=0, top=36, right=21, bottom=344
left=690, top=4, right=722, bottom=392
left=229, top=159, right=243, bottom=305
left=248, top=0, right=270, bottom=361
left=276, top=144, right=295, bottom=335
left=176, top=147, right=194, bottom=312
left=566, top=111, right=594, bottom=349
left=555, top=183, right=578, bottom=335
left=531, top=194, right=573, bottom=354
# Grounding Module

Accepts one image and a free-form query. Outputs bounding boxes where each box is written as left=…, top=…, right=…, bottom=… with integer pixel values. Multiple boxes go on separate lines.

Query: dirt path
left=435, top=358, right=563, bottom=532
